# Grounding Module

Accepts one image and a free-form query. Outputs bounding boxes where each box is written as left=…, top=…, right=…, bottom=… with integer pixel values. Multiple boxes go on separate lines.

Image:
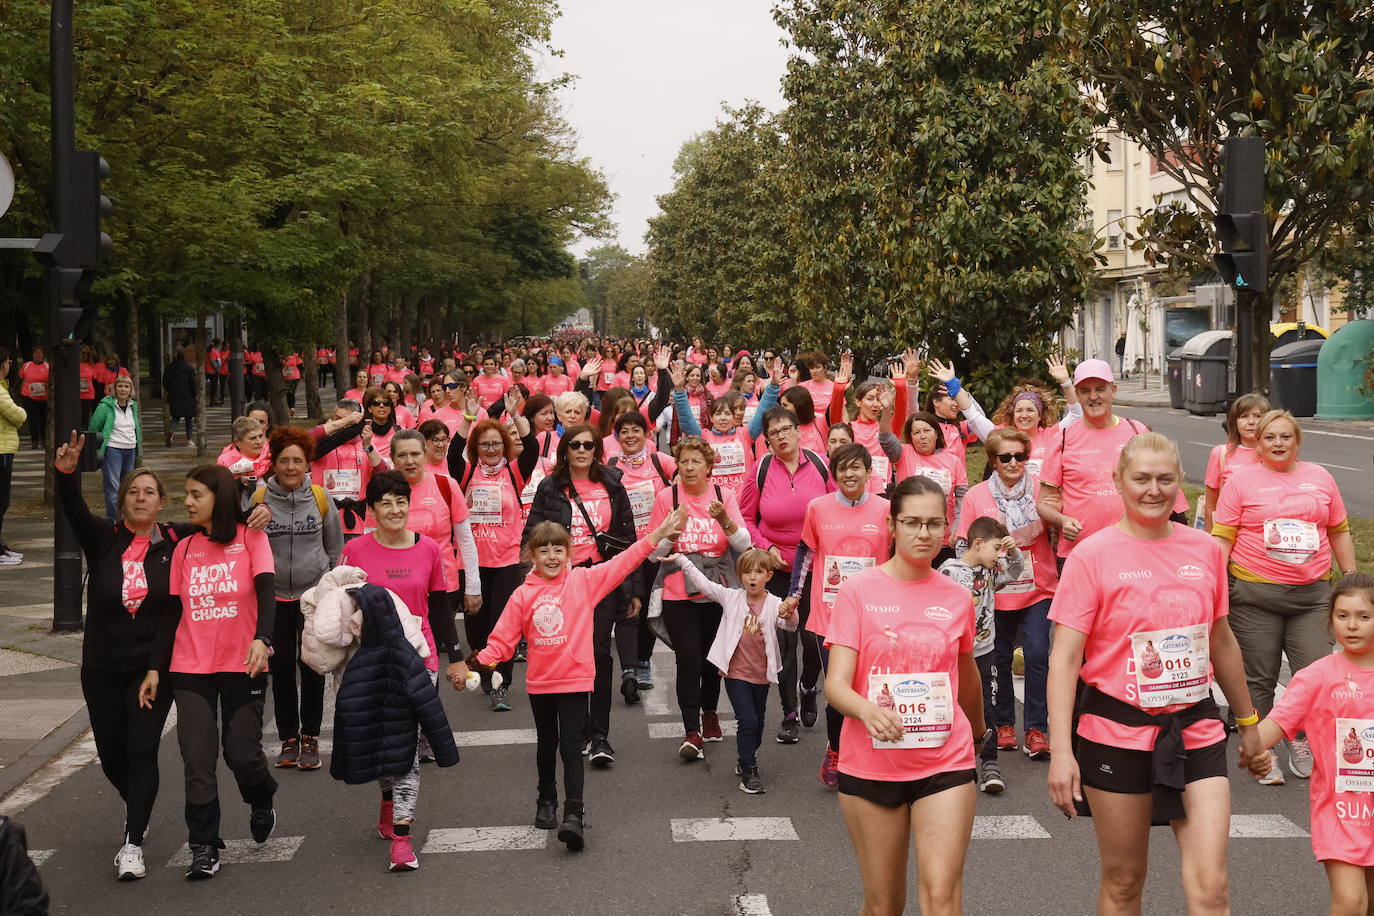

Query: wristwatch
left=255, top=635, right=274, bottom=649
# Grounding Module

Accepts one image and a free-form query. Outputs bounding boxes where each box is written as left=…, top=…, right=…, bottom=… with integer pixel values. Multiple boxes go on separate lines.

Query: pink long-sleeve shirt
left=737, top=450, right=834, bottom=570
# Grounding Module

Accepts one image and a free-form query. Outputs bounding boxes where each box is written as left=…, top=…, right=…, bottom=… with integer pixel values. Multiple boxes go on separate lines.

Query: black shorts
left=1077, top=737, right=1227, bottom=794
left=837, top=768, right=975, bottom=808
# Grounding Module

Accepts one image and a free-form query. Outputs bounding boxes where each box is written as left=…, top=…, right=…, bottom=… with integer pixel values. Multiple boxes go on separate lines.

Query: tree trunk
left=304, top=348, right=322, bottom=420
left=123, top=288, right=141, bottom=399
left=262, top=347, right=288, bottom=428
left=399, top=294, right=413, bottom=366
left=357, top=271, right=372, bottom=359
left=335, top=288, right=350, bottom=401
left=194, top=313, right=208, bottom=458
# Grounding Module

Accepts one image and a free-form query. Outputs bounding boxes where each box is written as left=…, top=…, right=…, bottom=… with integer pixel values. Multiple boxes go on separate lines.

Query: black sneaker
left=249, top=805, right=276, bottom=843
left=800, top=686, right=820, bottom=728
left=535, top=797, right=559, bottom=830
left=557, top=806, right=585, bottom=851
left=620, top=669, right=640, bottom=705
left=738, top=765, right=765, bottom=794
left=776, top=715, right=800, bottom=744
left=588, top=737, right=615, bottom=768
left=185, top=844, right=219, bottom=880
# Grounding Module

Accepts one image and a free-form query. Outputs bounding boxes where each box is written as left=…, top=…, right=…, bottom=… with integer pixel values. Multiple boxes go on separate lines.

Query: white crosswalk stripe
left=421, top=825, right=549, bottom=853
left=670, top=817, right=799, bottom=842
left=971, top=815, right=1052, bottom=839
left=1229, top=814, right=1309, bottom=838
left=166, top=836, right=304, bottom=867
left=29, top=849, right=55, bottom=867
left=458, top=728, right=539, bottom=747
left=733, top=893, right=773, bottom=915
left=647, top=720, right=737, bottom=739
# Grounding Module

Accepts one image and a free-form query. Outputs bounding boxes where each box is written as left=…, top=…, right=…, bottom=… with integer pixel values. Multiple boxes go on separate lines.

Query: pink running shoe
left=377, top=800, right=395, bottom=840
left=388, top=835, right=418, bottom=872
left=819, top=747, right=840, bottom=789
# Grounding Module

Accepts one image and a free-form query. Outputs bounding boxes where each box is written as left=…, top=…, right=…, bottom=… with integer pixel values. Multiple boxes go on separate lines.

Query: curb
left=0, top=706, right=91, bottom=806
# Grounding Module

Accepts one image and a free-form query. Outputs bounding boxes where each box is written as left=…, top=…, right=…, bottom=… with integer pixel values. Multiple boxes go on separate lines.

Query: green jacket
left=88, top=395, right=141, bottom=458
left=0, top=381, right=26, bottom=455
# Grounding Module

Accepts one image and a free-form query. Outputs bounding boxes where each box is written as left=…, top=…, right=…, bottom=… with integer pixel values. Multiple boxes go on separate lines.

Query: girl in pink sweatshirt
left=469, top=507, right=686, bottom=850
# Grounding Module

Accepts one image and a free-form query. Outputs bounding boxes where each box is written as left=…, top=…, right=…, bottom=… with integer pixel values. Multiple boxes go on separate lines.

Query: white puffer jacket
left=301, top=565, right=429, bottom=685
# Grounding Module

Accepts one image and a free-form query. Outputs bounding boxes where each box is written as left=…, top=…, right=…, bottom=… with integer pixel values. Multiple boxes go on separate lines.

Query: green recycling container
left=1315, top=319, right=1374, bottom=420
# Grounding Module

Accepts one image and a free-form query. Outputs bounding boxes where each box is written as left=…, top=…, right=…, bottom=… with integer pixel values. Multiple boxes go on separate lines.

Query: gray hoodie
left=256, top=474, right=344, bottom=601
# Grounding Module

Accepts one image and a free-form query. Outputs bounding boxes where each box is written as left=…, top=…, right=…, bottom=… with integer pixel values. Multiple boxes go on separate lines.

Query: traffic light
left=48, top=266, right=94, bottom=340
left=1213, top=138, right=1268, bottom=293
left=71, top=149, right=112, bottom=266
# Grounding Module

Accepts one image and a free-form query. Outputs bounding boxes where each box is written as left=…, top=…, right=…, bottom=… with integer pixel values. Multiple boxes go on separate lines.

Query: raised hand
left=927, top=358, right=956, bottom=383
left=903, top=347, right=923, bottom=381
left=54, top=430, right=84, bottom=474
left=580, top=356, right=603, bottom=380
left=654, top=344, right=671, bottom=371
left=670, top=363, right=686, bottom=392
left=769, top=359, right=785, bottom=388
left=1046, top=354, right=1070, bottom=385
left=835, top=352, right=854, bottom=385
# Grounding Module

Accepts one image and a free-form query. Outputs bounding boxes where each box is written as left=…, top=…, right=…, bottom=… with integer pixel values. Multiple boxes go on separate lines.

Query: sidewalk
left=0, top=396, right=327, bottom=810
left=1112, top=372, right=1173, bottom=408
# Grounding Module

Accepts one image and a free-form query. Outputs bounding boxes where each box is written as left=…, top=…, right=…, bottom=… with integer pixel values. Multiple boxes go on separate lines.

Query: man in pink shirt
left=471, top=351, right=512, bottom=408
left=1036, top=359, right=1186, bottom=560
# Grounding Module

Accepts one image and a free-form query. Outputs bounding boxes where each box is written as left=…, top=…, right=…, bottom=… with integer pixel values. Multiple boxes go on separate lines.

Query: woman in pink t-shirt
left=1047, top=432, right=1262, bottom=914
left=19, top=346, right=49, bottom=450
left=824, top=475, right=986, bottom=916
left=896, top=411, right=968, bottom=556
left=388, top=430, right=479, bottom=613
left=800, top=351, right=837, bottom=418
left=1243, top=573, right=1374, bottom=909
left=1212, top=409, right=1356, bottom=784
left=167, top=464, right=278, bottom=878
left=1202, top=392, right=1268, bottom=533
left=828, top=355, right=901, bottom=496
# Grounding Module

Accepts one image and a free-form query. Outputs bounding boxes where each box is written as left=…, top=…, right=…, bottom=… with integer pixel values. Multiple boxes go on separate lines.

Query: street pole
left=48, top=0, right=83, bottom=632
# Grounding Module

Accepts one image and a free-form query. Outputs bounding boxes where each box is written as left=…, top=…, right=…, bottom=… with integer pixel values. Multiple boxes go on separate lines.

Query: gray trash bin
left=1178, top=330, right=1233, bottom=416
left=1166, top=346, right=1185, bottom=410
left=1269, top=337, right=1325, bottom=418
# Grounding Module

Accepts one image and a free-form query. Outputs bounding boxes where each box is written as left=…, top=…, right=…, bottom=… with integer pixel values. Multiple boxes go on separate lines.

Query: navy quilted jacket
left=330, top=584, right=459, bottom=784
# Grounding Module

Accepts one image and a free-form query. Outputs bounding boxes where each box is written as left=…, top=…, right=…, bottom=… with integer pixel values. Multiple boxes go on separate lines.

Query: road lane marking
left=734, top=894, right=773, bottom=915
left=648, top=720, right=737, bottom=739
left=422, top=825, right=548, bottom=853
left=457, top=728, right=538, bottom=746
left=1229, top=814, right=1309, bottom=838
left=671, top=817, right=799, bottom=842
left=166, top=836, right=304, bottom=867
left=1317, top=462, right=1362, bottom=472
left=971, top=815, right=1052, bottom=839
left=29, top=849, right=54, bottom=867
left=0, top=730, right=96, bottom=817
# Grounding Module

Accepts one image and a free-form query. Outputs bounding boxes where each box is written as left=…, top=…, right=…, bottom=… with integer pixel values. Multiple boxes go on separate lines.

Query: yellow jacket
left=0, top=380, right=28, bottom=455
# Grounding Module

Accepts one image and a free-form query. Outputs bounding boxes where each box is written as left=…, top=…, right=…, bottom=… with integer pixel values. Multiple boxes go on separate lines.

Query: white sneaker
left=1287, top=736, right=1313, bottom=779
left=0, top=553, right=22, bottom=566
left=0, top=545, right=23, bottom=559
left=1256, top=752, right=1286, bottom=786
left=115, top=842, right=145, bottom=881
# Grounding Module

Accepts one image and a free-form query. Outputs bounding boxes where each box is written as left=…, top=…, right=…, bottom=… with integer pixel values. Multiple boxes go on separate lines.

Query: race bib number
left=713, top=440, right=745, bottom=478
left=1025, top=458, right=1043, bottom=478
left=520, top=462, right=548, bottom=507
left=627, top=483, right=656, bottom=531
left=1263, top=518, right=1320, bottom=565
left=1336, top=718, right=1374, bottom=793
left=284, top=367, right=299, bottom=379
left=1131, top=624, right=1210, bottom=707
left=870, top=455, right=890, bottom=486
left=603, top=371, right=616, bottom=387
left=868, top=672, right=953, bottom=749
left=468, top=482, right=504, bottom=526
left=26, top=382, right=45, bottom=398
left=79, top=377, right=91, bottom=394
left=1003, top=552, right=1036, bottom=595
left=822, top=555, right=875, bottom=605
left=743, top=404, right=758, bottom=426
left=370, top=373, right=385, bottom=385
left=323, top=468, right=361, bottom=500
left=913, top=466, right=952, bottom=494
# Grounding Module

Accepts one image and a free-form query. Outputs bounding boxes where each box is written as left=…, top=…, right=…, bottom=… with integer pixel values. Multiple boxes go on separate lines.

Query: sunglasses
left=443, top=382, right=460, bottom=390
left=368, top=400, right=389, bottom=408
left=566, top=440, right=596, bottom=451
left=995, top=452, right=1029, bottom=464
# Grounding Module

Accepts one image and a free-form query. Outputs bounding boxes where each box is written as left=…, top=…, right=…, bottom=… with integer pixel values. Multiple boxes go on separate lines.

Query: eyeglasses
left=443, top=382, right=460, bottom=390
left=767, top=424, right=797, bottom=439
left=894, top=517, right=946, bottom=534
left=368, top=400, right=389, bottom=408
left=567, top=440, right=596, bottom=451
left=995, top=452, right=1029, bottom=464
left=477, top=441, right=504, bottom=451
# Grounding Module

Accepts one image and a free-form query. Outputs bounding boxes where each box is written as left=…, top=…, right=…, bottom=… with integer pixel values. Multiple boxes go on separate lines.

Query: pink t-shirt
left=430, top=405, right=466, bottom=437
left=541, top=374, right=574, bottom=398
left=1049, top=524, right=1228, bottom=751
left=826, top=566, right=976, bottom=781
left=1203, top=444, right=1259, bottom=491
left=367, top=364, right=388, bottom=387
left=19, top=362, right=48, bottom=401
left=403, top=472, right=471, bottom=590
left=340, top=532, right=446, bottom=671
left=471, top=373, right=511, bottom=409
left=613, top=451, right=677, bottom=536
left=121, top=536, right=151, bottom=614
left=851, top=419, right=891, bottom=495
left=957, top=479, right=1058, bottom=609
left=169, top=527, right=274, bottom=674
left=701, top=427, right=753, bottom=496
left=1213, top=461, right=1346, bottom=584
left=895, top=447, right=967, bottom=543
left=1268, top=651, right=1374, bottom=866
left=464, top=462, right=526, bottom=568
left=313, top=443, right=370, bottom=536
left=217, top=444, right=271, bottom=481
left=801, top=378, right=836, bottom=417
left=1040, top=416, right=1188, bottom=557
left=568, top=479, right=611, bottom=566
left=648, top=483, right=748, bottom=602
left=394, top=405, right=416, bottom=430
left=801, top=494, right=891, bottom=639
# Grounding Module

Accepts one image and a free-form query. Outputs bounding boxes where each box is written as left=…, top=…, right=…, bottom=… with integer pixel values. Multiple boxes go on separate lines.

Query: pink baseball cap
left=1072, top=358, right=1114, bottom=386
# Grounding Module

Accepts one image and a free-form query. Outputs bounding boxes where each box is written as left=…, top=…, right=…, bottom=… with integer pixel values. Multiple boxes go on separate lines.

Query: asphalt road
left=1117, top=405, right=1374, bottom=519
left=14, top=645, right=1326, bottom=915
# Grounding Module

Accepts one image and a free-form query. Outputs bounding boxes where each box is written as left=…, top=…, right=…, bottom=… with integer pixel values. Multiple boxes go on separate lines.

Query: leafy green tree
left=1069, top=0, right=1374, bottom=389
left=774, top=0, right=1095, bottom=397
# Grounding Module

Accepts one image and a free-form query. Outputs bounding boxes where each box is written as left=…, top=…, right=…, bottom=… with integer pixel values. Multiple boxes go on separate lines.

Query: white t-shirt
left=108, top=402, right=138, bottom=449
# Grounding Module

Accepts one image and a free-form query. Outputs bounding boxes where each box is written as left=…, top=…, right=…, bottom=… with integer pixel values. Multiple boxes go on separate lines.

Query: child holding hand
left=940, top=516, right=1023, bottom=794
left=669, top=548, right=798, bottom=793
left=468, top=506, right=687, bottom=850
left=1241, top=572, right=1374, bottom=916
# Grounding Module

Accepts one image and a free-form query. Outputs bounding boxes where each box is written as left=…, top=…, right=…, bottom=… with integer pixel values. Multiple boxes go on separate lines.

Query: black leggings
left=529, top=691, right=588, bottom=806
left=465, top=565, right=521, bottom=689
left=820, top=645, right=842, bottom=753
left=661, top=599, right=723, bottom=734
left=171, top=671, right=276, bottom=846
left=81, top=666, right=174, bottom=845
left=0, top=453, right=11, bottom=544
left=269, top=599, right=325, bottom=740
left=769, top=570, right=821, bottom=717
left=589, top=588, right=636, bottom=741
left=24, top=398, right=46, bottom=448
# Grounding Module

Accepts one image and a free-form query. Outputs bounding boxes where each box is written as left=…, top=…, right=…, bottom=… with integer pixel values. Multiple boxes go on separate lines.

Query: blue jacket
left=330, top=584, right=458, bottom=784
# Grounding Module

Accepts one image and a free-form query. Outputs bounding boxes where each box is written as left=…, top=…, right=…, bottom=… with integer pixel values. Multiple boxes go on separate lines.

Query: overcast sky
left=546, top=1, right=790, bottom=256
